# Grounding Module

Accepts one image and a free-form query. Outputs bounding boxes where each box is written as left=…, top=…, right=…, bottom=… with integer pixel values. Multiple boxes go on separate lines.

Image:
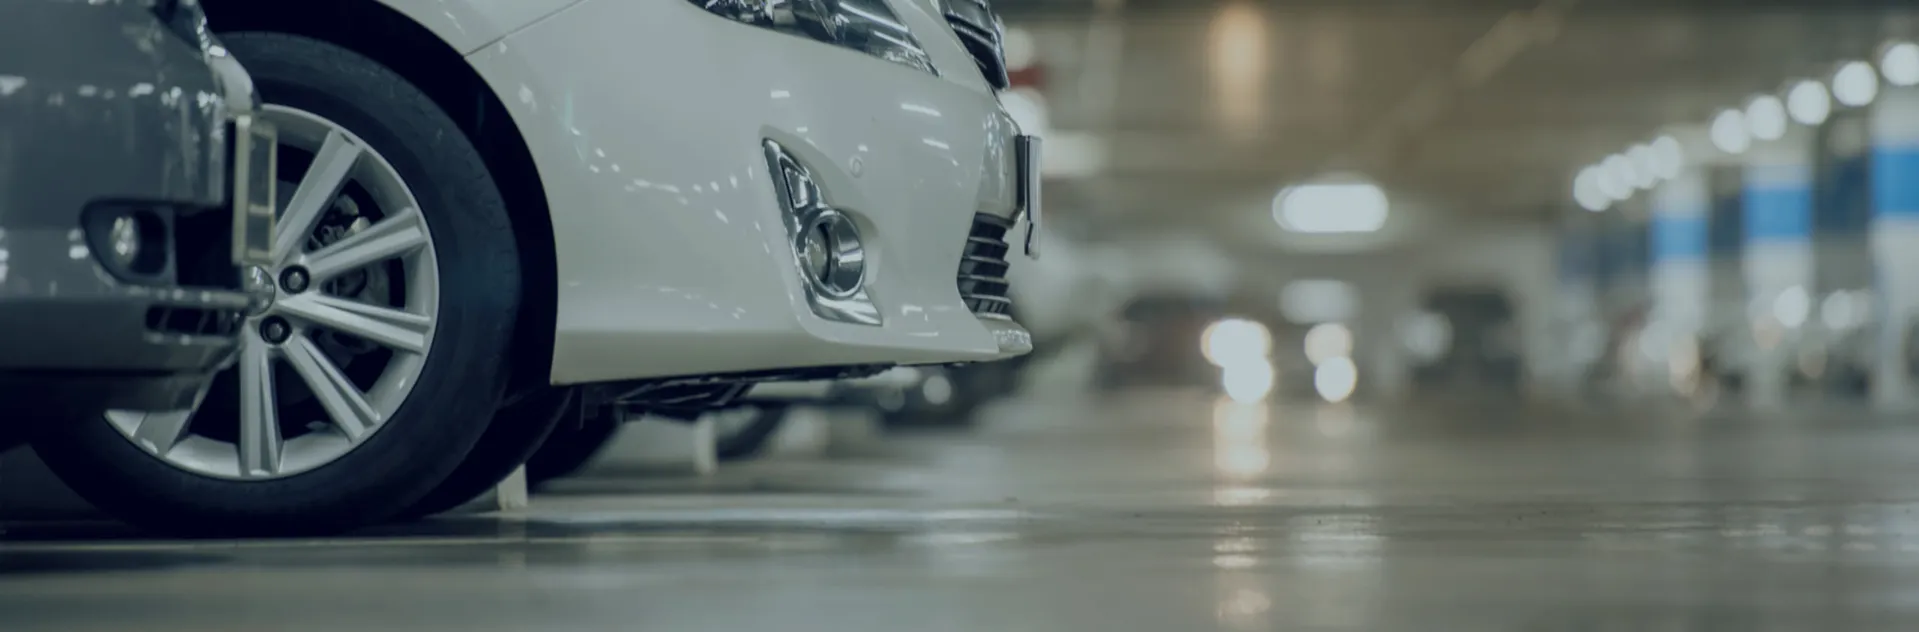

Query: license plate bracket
left=230, top=114, right=278, bottom=268
left=1014, top=134, right=1042, bottom=260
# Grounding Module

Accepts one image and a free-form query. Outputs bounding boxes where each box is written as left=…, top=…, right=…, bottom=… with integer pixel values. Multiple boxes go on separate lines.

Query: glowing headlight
left=690, top=0, right=938, bottom=75
left=1201, top=318, right=1271, bottom=368
left=1222, top=360, right=1275, bottom=404
left=108, top=216, right=141, bottom=266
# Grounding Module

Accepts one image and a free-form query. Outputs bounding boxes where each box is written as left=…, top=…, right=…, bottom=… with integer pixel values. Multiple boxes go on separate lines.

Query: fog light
left=108, top=216, right=141, bottom=265
left=82, top=205, right=169, bottom=280
left=762, top=139, right=880, bottom=325
left=796, top=209, right=866, bottom=299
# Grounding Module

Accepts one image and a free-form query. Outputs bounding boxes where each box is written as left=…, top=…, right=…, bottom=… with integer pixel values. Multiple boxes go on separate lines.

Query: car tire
left=526, top=405, right=622, bottom=489
left=400, top=387, right=576, bottom=519
left=30, top=33, right=523, bottom=536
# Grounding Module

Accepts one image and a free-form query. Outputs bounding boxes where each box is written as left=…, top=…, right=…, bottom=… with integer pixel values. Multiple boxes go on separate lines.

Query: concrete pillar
left=1551, top=215, right=1602, bottom=397
left=1809, top=109, right=1873, bottom=400
left=1594, top=204, right=1651, bottom=396
left=1740, top=134, right=1816, bottom=408
left=1869, top=87, right=1919, bottom=409
left=1645, top=170, right=1711, bottom=392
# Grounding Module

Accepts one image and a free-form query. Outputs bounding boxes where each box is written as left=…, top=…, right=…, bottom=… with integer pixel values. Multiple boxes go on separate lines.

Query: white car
left=33, top=0, right=1036, bottom=535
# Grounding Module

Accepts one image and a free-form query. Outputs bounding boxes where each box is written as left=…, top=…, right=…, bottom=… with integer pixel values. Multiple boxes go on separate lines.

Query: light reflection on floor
left=6, top=392, right=1919, bottom=630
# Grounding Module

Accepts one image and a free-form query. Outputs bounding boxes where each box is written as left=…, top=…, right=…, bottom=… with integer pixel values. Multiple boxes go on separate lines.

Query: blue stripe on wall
left=1651, top=214, right=1708, bottom=262
left=1557, top=234, right=1594, bottom=281
left=1744, top=184, right=1812, bottom=243
left=1708, top=166, right=1745, bottom=259
left=1873, top=146, right=1919, bottom=218
left=1816, top=155, right=1871, bottom=234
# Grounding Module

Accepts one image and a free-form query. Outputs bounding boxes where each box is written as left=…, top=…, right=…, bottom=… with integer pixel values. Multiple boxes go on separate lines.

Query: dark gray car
left=0, top=0, right=275, bottom=420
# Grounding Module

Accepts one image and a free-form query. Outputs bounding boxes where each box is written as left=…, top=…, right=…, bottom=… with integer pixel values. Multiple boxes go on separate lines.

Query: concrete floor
left=6, top=391, right=1919, bottom=630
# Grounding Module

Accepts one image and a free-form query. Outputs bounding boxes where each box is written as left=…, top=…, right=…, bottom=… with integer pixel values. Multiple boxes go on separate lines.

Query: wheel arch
left=203, top=0, right=558, bottom=397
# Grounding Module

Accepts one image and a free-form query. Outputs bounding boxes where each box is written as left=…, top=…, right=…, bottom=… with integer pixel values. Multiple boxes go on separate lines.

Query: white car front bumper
left=469, top=0, right=1034, bottom=384
left=745, top=366, right=928, bottom=402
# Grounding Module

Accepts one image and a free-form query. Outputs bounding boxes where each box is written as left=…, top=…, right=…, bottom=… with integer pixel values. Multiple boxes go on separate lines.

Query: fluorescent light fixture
left=1597, top=154, right=1635, bottom=200
left=1833, top=60, right=1879, bottom=107
left=1626, top=143, right=1659, bottom=189
left=1573, top=166, right=1610, bottom=212
left=1648, top=135, right=1684, bottom=180
left=1202, top=318, right=1272, bottom=368
left=1313, top=356, right=1359, bottom=403
left=1882, top=42, right=1919, bottom=87
left=1710, top=108, right=1751, bottom=155
left=1272, top=177, right=1388, bottom=234
left=1785, top=79, right=1831, bottom=126
left=1223, top=359, right=1277, bottom=404
left=1744, top=94, right=1787, bottom=141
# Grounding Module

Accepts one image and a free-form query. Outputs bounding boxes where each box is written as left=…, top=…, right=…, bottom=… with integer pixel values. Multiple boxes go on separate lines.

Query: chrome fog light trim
left=763, top=140, right=881, bottom=326
left=796, top=208, right=867, bottom=299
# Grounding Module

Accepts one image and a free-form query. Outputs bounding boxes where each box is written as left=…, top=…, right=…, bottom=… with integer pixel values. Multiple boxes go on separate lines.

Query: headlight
left=1201, top=318, right=1271, bottom=368
left=151, top=0, right=216, bottom=54
left=690, top=0, right=938, bottom=75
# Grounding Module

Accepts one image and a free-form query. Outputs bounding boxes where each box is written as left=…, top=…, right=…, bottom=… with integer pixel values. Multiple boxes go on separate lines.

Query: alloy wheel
left=105, top=105, right=441, bottom=480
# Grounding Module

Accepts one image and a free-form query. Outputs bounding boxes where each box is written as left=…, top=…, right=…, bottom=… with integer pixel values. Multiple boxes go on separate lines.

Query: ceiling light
left=1313, top=356, right=1359, bottom=403
left=1883, top=42, right=1919, bottom=87
left=1785, top=79, right=1831, bottom=126
left=1302, top=322, right=1354, bottom=366
left=1710, top=108, right=1751, bottom=155
left=1573, top=166, right=1610, bottom=212
left=1272, top=177, right=1388, bottom=233
left=1598, top=154, right=1635, bottom=199
left=1833, top=60, right=1879, bottom=107
left=1626, top=143, right=1659, bottom=188
left=1745, top=94, right=1787, bottom=141
left=1648, top=135, right=1684, bottom=180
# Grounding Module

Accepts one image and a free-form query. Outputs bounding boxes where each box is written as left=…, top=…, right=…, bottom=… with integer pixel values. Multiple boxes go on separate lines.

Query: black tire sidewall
left=526, top=409, right=622, bottom=488
left=401, top=387, right=575, bottom=519
left=31, top=33, right=521, bottom=536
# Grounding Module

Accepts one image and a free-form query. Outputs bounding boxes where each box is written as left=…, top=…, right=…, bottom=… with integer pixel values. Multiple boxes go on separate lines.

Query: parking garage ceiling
left=997, top=0, right=1916, bottom=251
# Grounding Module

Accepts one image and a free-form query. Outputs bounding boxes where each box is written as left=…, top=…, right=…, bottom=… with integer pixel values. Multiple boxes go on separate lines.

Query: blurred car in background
left=7, top=0, right=271, bottom=446
left=1094, top=292, right=1235, bottom=391
left=1786, top=290, right=1874, bottom=397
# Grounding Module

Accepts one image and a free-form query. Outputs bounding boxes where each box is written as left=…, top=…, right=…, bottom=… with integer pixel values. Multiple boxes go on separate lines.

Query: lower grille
left=957, top=214, right=1014, bottom=319
left=145, top=306, right=245, bottom=338
left=173, top=202, right=243, bottom=291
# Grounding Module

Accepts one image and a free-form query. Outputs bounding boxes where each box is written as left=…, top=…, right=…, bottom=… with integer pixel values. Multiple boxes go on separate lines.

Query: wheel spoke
left=277, top=293, right=432, bottom=355
left=128, top=410, right=194, bottom=456
left=274, top=130, right=362, bottom=263
left=301, top=206, right=429, bottom=283
left=282, top=334, right=381, bottom=442
left=237, top=334, right=284, bottom=478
